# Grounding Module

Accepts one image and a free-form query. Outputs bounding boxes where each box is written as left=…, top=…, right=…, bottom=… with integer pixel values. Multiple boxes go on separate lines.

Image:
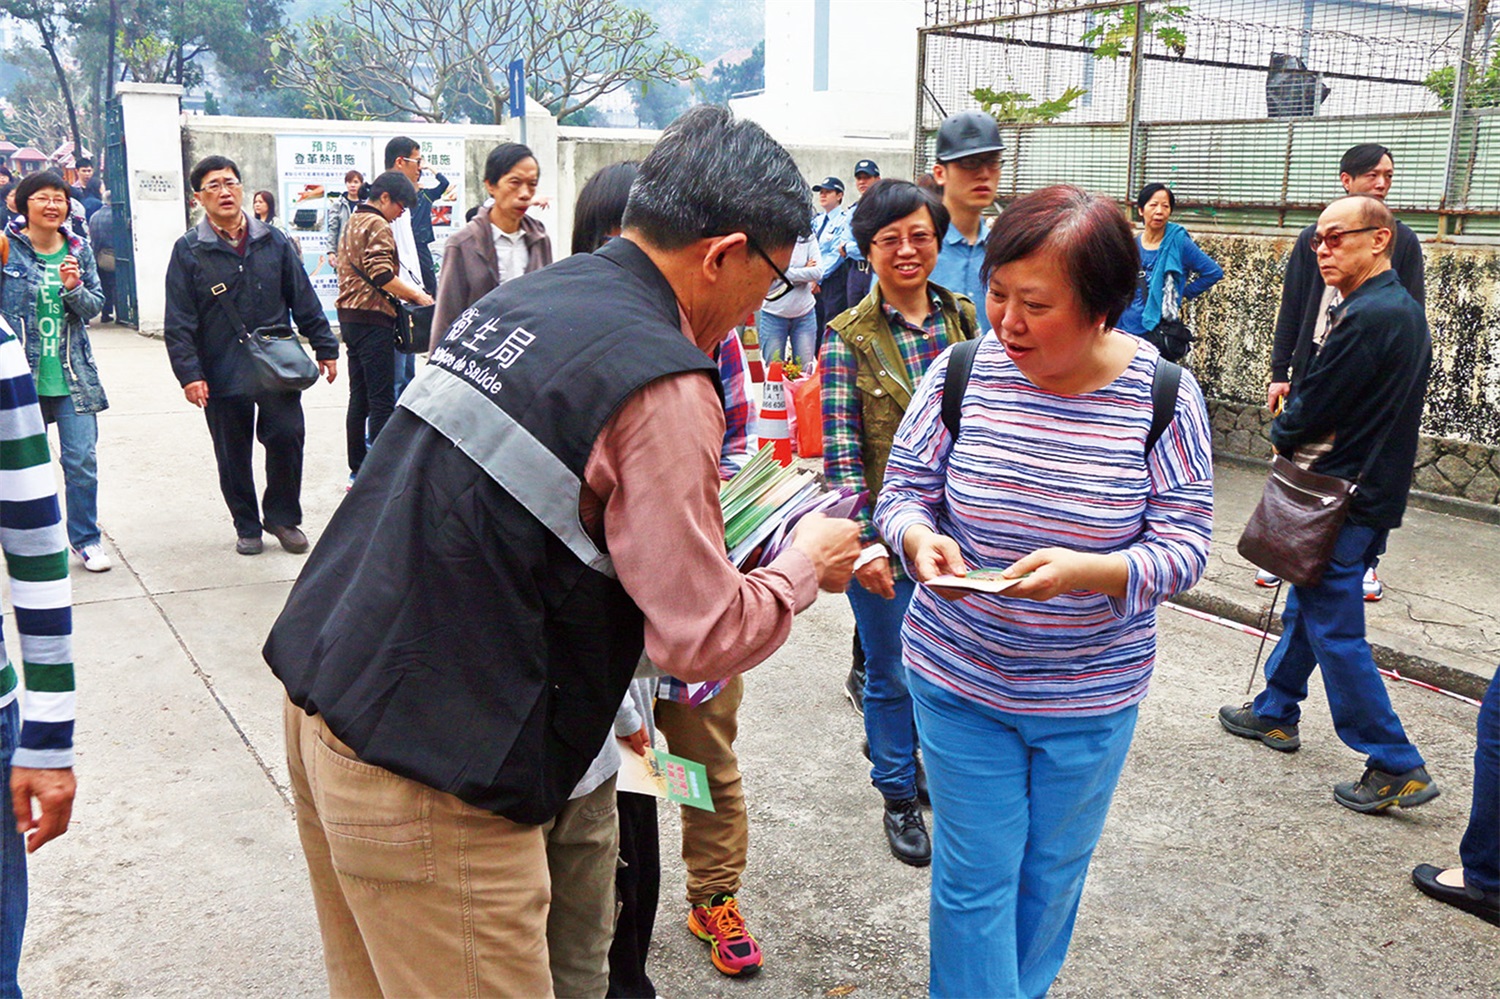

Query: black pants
left=606, top=790, right=660, bottom=999
left=98, top=268, right=116, bottom=321
left=343, top=320, right=396, bottom=475
left=845, top=259, right=873, bottom=308
left=814, top=263, right=848, bottom=354
left=204, top=392, right=305, bottom=537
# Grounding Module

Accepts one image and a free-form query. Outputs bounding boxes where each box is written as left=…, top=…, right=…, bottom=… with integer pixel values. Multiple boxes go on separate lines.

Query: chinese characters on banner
left=274, top=134, right=375, bottom=320
left=412, top=136, right=466, bottom=274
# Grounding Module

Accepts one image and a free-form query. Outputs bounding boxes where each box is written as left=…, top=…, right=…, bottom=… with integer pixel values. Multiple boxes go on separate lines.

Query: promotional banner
left=274, top=134, right=376, bottom=320
left=410, top=136, right=466, bottom=274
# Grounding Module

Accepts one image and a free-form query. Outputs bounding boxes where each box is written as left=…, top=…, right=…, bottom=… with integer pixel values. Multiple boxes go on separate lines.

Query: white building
left=732, top=0, right=924, bottom=144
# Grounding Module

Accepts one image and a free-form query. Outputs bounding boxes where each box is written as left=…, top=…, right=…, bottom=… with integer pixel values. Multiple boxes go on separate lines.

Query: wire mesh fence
left=918, top=0, right=1499, bottom=234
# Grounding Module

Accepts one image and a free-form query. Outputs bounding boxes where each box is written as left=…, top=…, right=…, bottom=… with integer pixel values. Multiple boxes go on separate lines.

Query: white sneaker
left=1254, top=569, right=1281, bottom=588
left=75, top=544, right=112, bottom=572
left=1363, top=568, right=1384, bottom=602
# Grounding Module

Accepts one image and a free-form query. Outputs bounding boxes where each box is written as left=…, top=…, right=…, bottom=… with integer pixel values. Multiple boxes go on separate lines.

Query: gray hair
left=622, top=105, right=813, bottom=252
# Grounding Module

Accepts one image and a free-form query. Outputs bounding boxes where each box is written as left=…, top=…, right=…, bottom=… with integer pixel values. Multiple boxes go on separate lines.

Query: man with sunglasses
left=930, top=110, right=1004, bottom=333
left=1259, top=143, right=1426, bottom=598
left=1222, top=194, right=1436, bottom=815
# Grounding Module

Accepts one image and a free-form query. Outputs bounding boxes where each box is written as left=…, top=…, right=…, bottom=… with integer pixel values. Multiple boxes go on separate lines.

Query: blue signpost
left=508, top=58, right=526, bottom=145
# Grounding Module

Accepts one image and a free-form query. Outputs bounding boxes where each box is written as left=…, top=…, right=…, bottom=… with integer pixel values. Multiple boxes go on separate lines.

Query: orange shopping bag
left=789, top=375, right=823, bottom=459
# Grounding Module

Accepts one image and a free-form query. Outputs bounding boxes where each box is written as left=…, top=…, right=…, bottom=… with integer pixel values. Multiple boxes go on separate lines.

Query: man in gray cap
left=841, top=158, right=882, bottom=308
left=931, top=110, right=1003, bottom=332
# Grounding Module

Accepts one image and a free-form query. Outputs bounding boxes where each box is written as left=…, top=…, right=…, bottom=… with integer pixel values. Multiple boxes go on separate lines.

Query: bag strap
left=188, top=241, right=253, bottom=341
left=1145, top=359, right=1183, bottom=455
left=348, top=259, right=402, bottom=310
left=941, top=336, right=981, bottom=441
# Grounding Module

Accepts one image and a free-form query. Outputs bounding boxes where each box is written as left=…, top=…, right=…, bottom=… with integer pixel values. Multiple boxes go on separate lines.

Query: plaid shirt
left=820, top=291, right=953, bottom=547
left=658, top=328, right=755, bottom=706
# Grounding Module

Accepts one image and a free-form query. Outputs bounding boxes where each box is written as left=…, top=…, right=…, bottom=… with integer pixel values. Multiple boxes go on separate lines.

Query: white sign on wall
left=274, top=134, right=376, bottom=320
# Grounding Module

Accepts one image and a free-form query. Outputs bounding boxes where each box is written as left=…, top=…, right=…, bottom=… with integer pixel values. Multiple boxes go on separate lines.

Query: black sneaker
left=844, top=664, right=865, bottom=717
left=882, top=797, right=931, bottom=867
left=1218, top=703, right=1301, bottom=752
left=1334, top=765, right=1439, bottom=813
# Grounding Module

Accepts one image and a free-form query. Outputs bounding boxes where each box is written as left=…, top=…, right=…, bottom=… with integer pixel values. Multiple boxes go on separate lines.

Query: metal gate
left=103, top=97, right=138, bottom=326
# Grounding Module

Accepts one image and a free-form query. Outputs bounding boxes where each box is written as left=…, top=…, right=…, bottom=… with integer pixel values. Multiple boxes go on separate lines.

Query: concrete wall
left=1188, top=231, right=1500, bottom=506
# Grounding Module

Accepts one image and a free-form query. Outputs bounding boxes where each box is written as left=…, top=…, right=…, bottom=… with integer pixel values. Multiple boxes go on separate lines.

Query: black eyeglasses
left=746, top=236, right=794, bottom=302
left=1310, top=226, right=1382, bottom=251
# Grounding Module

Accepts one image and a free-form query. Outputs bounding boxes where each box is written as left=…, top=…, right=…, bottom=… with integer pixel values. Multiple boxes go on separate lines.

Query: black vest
left=264, top=239, right=719, bottom=824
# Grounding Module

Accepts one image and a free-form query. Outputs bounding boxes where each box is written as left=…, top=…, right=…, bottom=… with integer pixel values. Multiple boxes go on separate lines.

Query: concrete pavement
left=12, top=324, right=1498, bottom=997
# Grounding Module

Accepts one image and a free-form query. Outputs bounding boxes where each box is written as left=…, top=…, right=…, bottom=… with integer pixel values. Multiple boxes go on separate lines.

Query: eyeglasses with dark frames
left=1310, top=226, right=1382, bottom=251
left=746, top=236, right=795, bottom=302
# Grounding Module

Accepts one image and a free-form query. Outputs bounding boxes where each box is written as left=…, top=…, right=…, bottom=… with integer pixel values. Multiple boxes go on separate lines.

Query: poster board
left=274, top=134, right=375, bottom=321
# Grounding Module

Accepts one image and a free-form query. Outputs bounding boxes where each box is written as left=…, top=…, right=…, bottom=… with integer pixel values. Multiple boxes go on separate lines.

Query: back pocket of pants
left=310, top=732, right=435, bottom=887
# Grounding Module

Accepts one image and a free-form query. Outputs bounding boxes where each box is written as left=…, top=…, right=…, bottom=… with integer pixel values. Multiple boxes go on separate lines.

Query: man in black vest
left=265, top=105, right=860, bottom=997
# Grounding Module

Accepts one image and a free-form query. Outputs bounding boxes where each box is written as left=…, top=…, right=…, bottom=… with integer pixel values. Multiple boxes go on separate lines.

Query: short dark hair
left=15, top=170, right=71, bottom=218
left=362, top=170, right=418, bottom=209
left=253, top=189, right=276, bottom=223
left=572, top=161, right=639, bottom=255
left=983, top=185, right=1138, bottom=329
left=622, top=104, right=812, bottom=251
left=1340, top=143, right=1392, bottom=177
left=1135, top=182, right=1176, bottom=212
left=75, top=157, right=93, bottom=170
left=484, top=143, right=537, bottom=185
left=344, top=169, right=364, bottom=184
left=850, top=179, right=950, bottom=259
left=385, top=136, right=419, bottom=170
left=190, top=154, right=240, bottom=192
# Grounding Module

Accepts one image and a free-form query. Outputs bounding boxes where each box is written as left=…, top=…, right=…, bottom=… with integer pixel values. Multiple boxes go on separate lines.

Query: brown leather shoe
left=265, top=524, right=309, bottom=554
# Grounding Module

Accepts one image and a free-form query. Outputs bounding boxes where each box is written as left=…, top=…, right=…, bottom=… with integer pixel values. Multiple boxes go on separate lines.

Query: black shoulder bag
left=942, top=337, right=1182, bottom=452
left=192, top=247, right=319, bottom=393
left=348, top=261, right=433, bottom=354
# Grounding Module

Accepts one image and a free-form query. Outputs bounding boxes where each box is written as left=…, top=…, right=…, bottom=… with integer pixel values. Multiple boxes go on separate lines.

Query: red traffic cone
left=758, top=361, right=792, bottom=467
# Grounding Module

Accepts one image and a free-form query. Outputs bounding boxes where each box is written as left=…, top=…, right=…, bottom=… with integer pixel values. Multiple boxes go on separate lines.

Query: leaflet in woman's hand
left=923, top=569, right=1029, bottom=593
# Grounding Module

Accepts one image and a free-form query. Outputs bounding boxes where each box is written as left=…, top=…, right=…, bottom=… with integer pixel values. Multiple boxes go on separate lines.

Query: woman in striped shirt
left=873, top=186, right=1214, bottom=998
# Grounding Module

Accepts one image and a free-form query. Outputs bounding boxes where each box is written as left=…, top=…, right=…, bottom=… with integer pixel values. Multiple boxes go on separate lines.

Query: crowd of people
left=0, top=101, right=1494, bottom=999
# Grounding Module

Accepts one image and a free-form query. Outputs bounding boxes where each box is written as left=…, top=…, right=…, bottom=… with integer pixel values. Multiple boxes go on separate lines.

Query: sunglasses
left=1311, top=226, right=1383, bottom=251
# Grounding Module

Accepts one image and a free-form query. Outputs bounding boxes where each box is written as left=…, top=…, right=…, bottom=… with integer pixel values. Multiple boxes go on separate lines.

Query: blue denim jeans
left=756, top=308, right=818, bottom=369
left=1462, top=667, right=1500, bottom=892
left=910, top=671, right=1137, bottom=999
left=1, top=699, right=26, bottom=998
left=847, top=578, right=917, bottom=800
left=1253, top=523, right=1424, bottom=774
left=41, top=394, right=100, bottom=551
left=393, top=349, right=416, bottom=403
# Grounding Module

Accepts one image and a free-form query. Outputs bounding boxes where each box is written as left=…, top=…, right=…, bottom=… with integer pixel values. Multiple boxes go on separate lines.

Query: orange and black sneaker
left=687, top=892, right=763, bottom=978
left=1334, top=765, right=1439, bottom=813
left=1218, top=702, right=1301, bottom=752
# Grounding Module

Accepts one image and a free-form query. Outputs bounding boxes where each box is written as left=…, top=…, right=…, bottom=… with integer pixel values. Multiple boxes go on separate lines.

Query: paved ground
left=13, top=326, right=1498, bottom=997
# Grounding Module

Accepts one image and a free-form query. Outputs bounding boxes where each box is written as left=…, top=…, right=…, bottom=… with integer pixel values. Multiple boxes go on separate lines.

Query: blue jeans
left=393, top=349, right=416, bottom=403
left=1462, top=667, right=1500, bottom=892
left=756, top=308, right=818, bottom=368
left=40, top=395, right=100, bottom=550
left=848, top=578, right=917, bottom=800
left=1252, top=523, right=1424, bottom=774
left=1, top=699, right=26, bottom=998
left=911, top=671, right=1137, bottom=999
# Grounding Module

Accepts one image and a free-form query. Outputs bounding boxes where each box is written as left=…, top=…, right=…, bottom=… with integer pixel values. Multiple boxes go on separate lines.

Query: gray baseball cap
left=935, top=110, right=1004, bottom=162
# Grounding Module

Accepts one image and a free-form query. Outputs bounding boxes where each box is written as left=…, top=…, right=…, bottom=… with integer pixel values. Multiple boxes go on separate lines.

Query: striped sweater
left=0, top=316, right=74, bottom=767
left=874, top=336, right=1213, bottom=716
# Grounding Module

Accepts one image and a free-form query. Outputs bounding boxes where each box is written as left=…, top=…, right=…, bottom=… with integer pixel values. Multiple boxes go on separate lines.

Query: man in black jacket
left=164, top=155, right=338, bottom=556
left=1261, top=142, right=1424, bottom=599
left=1222, top=195, right=1437, bottom=814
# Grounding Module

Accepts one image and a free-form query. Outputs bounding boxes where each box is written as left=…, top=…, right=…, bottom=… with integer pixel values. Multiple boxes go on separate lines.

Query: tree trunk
left=492, top=91, right=504, bottom=126
left=38, top=17, right=84, bottom=161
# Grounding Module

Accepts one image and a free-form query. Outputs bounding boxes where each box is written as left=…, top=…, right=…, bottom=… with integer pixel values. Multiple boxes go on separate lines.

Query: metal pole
left=1123, top=0, right=1148, bottom=201
left=1439, top=0, right=1480, bottom=236
left=914, top=27, right=929, bottom=179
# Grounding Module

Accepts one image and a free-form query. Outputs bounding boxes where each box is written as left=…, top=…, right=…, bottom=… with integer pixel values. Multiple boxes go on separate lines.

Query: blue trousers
left=911, top=671, right=1137, bottom=999
left=1, top=700, right=25, bottom=998
left=1462, top=667, right=1500, bottom=893
left=756, top=308, right=818, bottom=370
left=848, top=578, right=917, bottom=800
left=39, top=395, right=100, bottom=551
left=1253, top=523, right=1424, bottom=774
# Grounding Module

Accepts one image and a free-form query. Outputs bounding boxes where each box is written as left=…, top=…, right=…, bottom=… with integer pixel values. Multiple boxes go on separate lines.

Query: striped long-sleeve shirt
left=0, top=316, right=74, bottom=766
left=874, top=336, right=1213, bottom=716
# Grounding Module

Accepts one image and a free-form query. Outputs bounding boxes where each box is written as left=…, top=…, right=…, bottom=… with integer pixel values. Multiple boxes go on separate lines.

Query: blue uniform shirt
left=815, top=205, right=851, bottom=280
left=930, top=217, right=992, bottom=333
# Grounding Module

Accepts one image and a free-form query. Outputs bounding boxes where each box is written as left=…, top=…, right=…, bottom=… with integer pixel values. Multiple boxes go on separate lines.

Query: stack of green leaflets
left=720, top=445, right=822, bottom=568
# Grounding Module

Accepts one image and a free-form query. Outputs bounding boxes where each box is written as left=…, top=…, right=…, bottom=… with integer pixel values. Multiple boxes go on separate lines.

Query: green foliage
left=1082, top=3, right=1190, bottom=59
left=971, top=85, right=1087, bottom=124
left=1424, top=53, right=1500, bottom=111
left=634, top=79, right=692, bottom=128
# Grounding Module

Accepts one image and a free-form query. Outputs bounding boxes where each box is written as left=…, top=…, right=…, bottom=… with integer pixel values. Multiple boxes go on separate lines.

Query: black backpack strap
left=941, top=337, right=982, bottom=441
left=1146, top=359, right=1183, bottom=455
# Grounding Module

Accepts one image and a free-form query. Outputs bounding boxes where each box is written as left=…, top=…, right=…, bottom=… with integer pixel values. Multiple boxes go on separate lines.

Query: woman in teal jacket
left=0, top=170, right=108, bottom=571
left=1116, top=183, right=1223, bottom=355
